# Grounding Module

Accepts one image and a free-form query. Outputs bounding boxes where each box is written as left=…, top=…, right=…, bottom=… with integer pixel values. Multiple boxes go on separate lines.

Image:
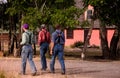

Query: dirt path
left=0, top=57, right=120, bottom=78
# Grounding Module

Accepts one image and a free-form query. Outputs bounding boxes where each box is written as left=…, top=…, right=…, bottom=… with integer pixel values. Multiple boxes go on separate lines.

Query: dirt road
left=0, top=57, right=120, bottom=78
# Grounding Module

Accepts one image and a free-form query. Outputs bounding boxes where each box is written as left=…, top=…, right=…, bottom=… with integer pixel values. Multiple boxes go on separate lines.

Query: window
left=66, top=29, right=73, bottom=39
left=87, top=10, right=93, bottom=19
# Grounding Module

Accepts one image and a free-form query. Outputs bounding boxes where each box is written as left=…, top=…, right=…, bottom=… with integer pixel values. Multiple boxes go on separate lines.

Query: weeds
left=0, top=71, right=6, bottom=78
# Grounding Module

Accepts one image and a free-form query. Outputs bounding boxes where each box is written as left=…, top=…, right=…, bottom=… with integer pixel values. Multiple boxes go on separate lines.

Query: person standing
left=38, top=24, right=51, bottom=71
left=20, top=23, right=37, bottom=76
left=50, top=24, right=66, bottom=75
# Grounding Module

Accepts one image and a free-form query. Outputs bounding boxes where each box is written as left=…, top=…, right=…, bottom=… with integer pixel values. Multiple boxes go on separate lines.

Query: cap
left=22, top=24, right=29, bottom=29
left=41, top=24, right=46, bottom=29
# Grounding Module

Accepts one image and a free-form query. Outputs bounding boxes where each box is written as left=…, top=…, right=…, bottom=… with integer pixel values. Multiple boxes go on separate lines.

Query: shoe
left=41, top=67, right=47, bottom=71
left=50, top=71, right=55, bottom=74
left=61, top=71, right=65, bottom=75
left=31, top=72, right=36, bottom=76
left=19, top=72, right=25, bottom=75
left=41, top=68, right=46, bottom=71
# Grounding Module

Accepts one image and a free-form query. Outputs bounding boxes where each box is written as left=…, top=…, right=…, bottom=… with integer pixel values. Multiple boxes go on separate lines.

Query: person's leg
left=43, top=47, right=47, bottom=70
left=40, top=43, right=47, bottom=70
left=21, top=46, right=28, bottom=75
left=58, top=48, right=65, bottom=74
left=43, top=43, right=49, bottom=70
left=50, top=46, right=58, bottom=73
left=28, top=46, right=37, bottom=75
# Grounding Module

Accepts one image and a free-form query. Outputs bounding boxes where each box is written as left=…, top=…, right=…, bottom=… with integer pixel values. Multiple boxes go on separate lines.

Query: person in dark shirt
left=50, top=24, right=66, bottom=75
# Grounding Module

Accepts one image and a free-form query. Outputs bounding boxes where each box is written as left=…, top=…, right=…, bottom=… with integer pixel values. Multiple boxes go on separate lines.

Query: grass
left=0, top=71, right=18, bottom=78
left=0, top=71, right=6, bottom=78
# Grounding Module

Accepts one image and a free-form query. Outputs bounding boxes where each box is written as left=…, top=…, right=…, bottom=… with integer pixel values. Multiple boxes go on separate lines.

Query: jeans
left=21, top=45, right=37, bottom=74
left=40, top=42, right=49, bottom=70
left=50, top=44, right=65, bottom=73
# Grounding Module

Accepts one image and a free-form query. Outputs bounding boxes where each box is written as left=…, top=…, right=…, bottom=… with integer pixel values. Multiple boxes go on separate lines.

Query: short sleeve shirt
left=51, top=30, right=65, bottom=45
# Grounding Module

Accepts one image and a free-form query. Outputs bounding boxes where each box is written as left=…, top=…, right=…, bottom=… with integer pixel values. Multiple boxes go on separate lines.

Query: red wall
left=65, top=29, right=114, bottom=47
left=65, top=29, right=84, bottom=46
left=107, top=29, right=115, bottom=47
left=90, top=30, right=100, bottom=46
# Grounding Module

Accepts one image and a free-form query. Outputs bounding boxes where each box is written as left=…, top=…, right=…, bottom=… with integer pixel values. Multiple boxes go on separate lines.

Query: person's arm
left=50, top=33, right=55, bottom=55
left=38, top=31, right=42, bottom=46
left=50, top=41, right=54, bottom=55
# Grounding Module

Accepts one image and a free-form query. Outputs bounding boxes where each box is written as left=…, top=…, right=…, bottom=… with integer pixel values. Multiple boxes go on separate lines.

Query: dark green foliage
left=71, top=41, right=84, bottom=48
left=82, top=0, right=120, bottom=26
left=4, top=0, right=84, bottom=30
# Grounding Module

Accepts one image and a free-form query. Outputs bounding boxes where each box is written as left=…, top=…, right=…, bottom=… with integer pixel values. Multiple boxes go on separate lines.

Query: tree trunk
left=110, top=28, right=119, bottom=59
left=82, top=19, right=94, bottom=59
left=116, top=28, right=120, bottom=59
left=8, top=16, right=12, bottom=55
left=17, top=13, right=23, bottom=56
left=99, top=23, right=109, bottom=59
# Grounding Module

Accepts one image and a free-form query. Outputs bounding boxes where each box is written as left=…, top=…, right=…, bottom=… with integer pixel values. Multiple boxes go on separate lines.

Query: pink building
left=64, top=0, right=115, bottom=47
left=64, top=28, right=114, bottom=47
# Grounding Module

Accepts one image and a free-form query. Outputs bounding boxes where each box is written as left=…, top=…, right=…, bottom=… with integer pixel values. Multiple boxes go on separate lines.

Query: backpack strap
left=25, top=32, right=31, bottom=44
left=55, top=31, right=64, bottom=44
left=42, top=31, right=47, bottom=41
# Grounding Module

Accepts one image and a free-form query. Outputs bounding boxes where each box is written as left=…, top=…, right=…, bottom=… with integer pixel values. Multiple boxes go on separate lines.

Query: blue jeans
left=50, top=44, right=65, bottom=72
left=40, top=42, right=49, bottom=70
left=21, top=45, right=37, bottom=74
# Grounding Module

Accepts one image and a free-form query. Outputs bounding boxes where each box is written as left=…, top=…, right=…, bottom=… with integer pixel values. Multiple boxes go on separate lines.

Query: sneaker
left=31, top=72, right=36, bottom=76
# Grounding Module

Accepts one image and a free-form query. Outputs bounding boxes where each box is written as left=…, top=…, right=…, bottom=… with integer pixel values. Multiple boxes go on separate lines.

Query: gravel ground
left=0, top=57, right=120, bottom=78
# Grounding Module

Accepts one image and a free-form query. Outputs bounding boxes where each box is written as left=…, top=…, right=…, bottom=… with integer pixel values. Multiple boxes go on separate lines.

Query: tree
left=0, top=0, right=8, bottom=53
left=82, top=0, right=120, bottom=59
left=4, top=0, right=83, bottom=56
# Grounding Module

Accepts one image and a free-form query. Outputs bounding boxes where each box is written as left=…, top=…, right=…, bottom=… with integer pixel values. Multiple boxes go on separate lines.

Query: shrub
left=71, top=41, right=84, bottom=48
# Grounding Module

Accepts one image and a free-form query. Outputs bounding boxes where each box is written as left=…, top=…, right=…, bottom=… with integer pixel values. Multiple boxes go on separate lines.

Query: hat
left=41, top=24, right=46, bottom=29
left=22, top=24, right=29, bottom=29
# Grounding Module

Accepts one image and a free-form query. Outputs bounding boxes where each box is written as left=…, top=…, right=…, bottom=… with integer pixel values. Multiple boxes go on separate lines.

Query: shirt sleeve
left=20, top=33, right=27, bottom=45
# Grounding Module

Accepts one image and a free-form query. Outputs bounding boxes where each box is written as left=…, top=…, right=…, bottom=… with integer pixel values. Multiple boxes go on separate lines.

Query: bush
left=71, top=41, right=84, bottom=48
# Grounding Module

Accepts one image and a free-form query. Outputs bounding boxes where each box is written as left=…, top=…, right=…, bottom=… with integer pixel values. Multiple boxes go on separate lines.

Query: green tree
left=82, top=0, right=120, bottom=59
left=4, top=0, right=83, bottom=56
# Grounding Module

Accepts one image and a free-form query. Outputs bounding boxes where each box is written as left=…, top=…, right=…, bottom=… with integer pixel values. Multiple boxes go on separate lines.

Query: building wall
left=107, top=29, right=115, bottom=47
left=65, top=29, right=84, bottom=46
left=90, top=29, right=100, bottom=46
left=65, top=29, right=115, bottom=47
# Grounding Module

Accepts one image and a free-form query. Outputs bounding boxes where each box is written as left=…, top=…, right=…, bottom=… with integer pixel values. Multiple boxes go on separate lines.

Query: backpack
left=55, top=31, right=64, bottom=44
